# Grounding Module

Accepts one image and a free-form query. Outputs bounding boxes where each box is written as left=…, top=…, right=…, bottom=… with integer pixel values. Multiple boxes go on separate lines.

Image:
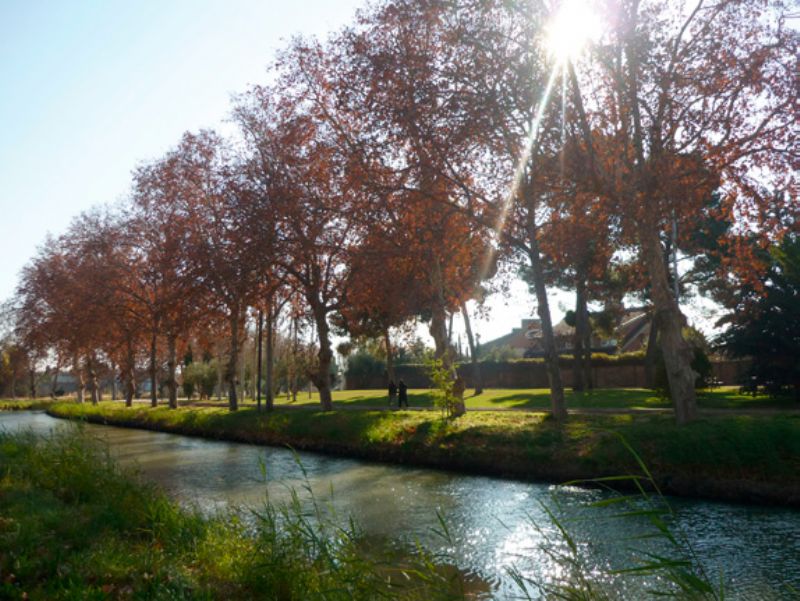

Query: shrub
left=345, top=350, right=385, bottom=380
left=182, top=360, right=219, bottom=399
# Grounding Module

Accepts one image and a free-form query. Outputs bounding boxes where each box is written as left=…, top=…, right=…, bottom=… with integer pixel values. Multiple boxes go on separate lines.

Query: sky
left=0, top=0, right=718, bottom=348
left=0, top=0, right=364, bottom=293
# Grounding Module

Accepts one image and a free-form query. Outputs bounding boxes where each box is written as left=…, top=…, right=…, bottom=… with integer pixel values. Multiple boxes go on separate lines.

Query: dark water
left=2, top=411, right=798, bottom=599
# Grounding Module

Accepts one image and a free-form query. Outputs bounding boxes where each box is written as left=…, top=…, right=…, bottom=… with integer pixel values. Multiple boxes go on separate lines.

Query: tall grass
left=0, top=426, right=472, bottom=600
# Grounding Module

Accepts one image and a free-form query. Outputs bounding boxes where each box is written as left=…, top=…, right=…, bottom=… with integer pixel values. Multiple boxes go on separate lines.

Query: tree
left=169, top=131, right=268, bottom=411
left=15, top=212, right=122, bottom=404
left=420, top=0, right=570, bottom=419
left=131, top=147, right=213, bottom=409
left=328, top=5, right=501, bottom=415
left=718, top=232, right=800, bottom=400
left=539, top=188, right=616, bottom=392
left=235, top=74, right=361, bottom=412
left=563, top=0, right=798, bottom=423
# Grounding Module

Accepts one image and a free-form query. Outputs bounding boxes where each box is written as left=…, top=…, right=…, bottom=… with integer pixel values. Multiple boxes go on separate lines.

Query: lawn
left=249, top=386, right=797, bottom=411
left=4, top=387, right=793, bottom=415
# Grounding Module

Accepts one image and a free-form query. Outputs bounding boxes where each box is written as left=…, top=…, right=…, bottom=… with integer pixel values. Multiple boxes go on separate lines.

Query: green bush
left=182, top=360, right=219, bottom=399
left=345, top=350, right=385, bottom=380
left=472, top=351, right=647, bottom=367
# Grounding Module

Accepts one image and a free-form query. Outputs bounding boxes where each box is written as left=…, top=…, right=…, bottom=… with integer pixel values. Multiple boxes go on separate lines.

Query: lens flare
left=479, top=0, right=600, bottom=283
left=545, top=0, right=601, bottom=63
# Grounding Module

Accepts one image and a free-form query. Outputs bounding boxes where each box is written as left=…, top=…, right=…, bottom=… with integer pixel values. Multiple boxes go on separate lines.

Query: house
left=480, top=308, right=651, bottom=358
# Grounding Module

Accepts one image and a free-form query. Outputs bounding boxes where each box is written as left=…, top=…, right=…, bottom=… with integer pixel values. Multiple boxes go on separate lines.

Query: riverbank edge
left=43, top=406, right=800, bottom=508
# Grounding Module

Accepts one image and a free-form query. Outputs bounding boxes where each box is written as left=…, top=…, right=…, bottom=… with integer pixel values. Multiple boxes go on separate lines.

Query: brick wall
left=345, top=359, right=750, bottom=390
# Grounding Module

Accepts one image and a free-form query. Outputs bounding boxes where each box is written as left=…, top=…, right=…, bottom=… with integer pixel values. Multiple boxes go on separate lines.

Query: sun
left=544, top=0, right=601, bottom=63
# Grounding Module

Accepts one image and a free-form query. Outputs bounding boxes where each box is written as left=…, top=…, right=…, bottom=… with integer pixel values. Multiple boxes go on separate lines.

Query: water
left=2, top=411, right=799, bottom=599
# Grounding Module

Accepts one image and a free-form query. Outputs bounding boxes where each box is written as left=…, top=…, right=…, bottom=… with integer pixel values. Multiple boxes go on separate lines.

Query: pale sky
left=0, top=0, right=363, bottom=295
left=0, top=1, right=716, bottom=346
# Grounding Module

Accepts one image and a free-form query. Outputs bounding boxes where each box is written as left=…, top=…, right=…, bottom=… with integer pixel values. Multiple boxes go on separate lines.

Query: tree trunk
left=256, top=310, right=263, bottom=412
left=583, top=311, right=592, bottom=389
left=217, top=348, right=223, bottom=401
left=124, top=375, right=135, bottom=407
left=640, top=222, right=697, bottom=424
left=644, top=309, right=660, bottom=388
left=620, top=24, right=696, bottom=424
left=227, top=312, right=240, bottom=411
left=527, top=238, right=567, bottom=421
left=290, top=315, right=298, bottom=402
left=241, top=339, right=248, bottom=402
left=429, top=259, right=452, bottom=367
left=447, top=312, right=454, bottom=344
left=429, top=302, right=451, bottom=367
left=29, top=367, right=37, bottom=399
left=573, top=277, right=588, bottom=392
left=167, top=334, right=178, bottom=409
left=265, top=305, right=275, bottom=411
left=309, top=301, right=333, bottom=411
left=110, top=361, right=118, bottom=401
left=124, top=342, right=135, bottom=407
left=519, top=177, right=567, bottom=420
left=74, top=356, right=84, bottom=403
left=460, top=300, right=482, bottom=395
left=149, top=330, right=158, bottom=407
left=384, top=328, right=396, bottom=384
left=50, top=359, right=61, bottom=399
left=88, top=356, right=99, bottom=405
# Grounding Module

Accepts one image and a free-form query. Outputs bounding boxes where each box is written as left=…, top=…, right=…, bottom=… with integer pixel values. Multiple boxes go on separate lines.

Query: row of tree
left=4, top=0, right=797, bottom=423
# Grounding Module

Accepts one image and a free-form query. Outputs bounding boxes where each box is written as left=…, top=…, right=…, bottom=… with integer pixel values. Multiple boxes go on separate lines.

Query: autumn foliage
left=7, top=0, right=797, bottom=423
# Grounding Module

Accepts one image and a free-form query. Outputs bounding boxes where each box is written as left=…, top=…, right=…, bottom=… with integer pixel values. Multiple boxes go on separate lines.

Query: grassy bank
left=0, top=399, right=59, bottom=411
left=48, top=401, right=800, bottom=507
left=0, top=427, right=478, bottom=600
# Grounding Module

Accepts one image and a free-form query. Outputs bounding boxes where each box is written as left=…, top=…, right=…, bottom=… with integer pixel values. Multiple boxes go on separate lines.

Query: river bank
left=0, top=425, right=478, bottom=600
left=45, top=401, right=800, bottom=507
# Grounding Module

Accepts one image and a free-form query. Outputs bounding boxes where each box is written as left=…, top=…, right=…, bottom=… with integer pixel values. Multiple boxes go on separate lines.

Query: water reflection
left=2, top=411, right=798, bottom=599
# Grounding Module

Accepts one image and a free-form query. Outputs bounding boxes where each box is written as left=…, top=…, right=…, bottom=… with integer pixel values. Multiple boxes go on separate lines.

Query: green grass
left=254, top=386, right=797, bottom=411
left=48, top=401, right=800, bottom=506
left=6, top=387, right=793, bottom=414
left=0, top=398, right=60, bottom=411
left=0, top=427, right=478, bottom=600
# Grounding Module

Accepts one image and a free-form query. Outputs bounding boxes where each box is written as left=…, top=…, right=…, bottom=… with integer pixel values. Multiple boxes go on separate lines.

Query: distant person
left=398, top=379, right=408, bottom=408
left=388, top=380, right=397, bottom=407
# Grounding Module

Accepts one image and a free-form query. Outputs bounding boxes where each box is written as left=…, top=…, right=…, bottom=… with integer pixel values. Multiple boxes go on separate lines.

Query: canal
left=2, top=411, right=798, bottom=599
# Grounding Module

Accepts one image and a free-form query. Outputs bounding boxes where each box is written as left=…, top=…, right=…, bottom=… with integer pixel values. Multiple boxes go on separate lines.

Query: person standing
left=398, top=379, right=408, bottom=408
left=388, top=380, right=397, bottom=407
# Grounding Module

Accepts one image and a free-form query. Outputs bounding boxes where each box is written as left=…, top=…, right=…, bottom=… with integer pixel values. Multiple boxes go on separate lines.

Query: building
left=480, top=308, right=651, bottom=358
